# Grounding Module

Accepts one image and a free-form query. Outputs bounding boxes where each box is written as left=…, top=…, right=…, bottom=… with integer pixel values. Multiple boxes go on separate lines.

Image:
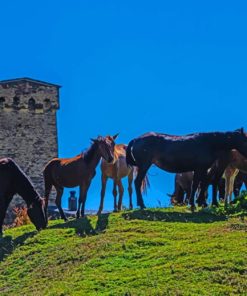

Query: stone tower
left=0, top=77, right=60, bottom=220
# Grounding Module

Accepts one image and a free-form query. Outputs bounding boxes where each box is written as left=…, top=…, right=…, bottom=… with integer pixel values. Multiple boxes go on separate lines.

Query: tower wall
left=0, top=78, right=60, bottom=223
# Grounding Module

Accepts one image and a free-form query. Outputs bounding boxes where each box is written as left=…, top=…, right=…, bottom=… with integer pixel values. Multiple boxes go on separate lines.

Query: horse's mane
left=83, top=142, right=98, bottom=164
left=139, top=131, right=239, bottom=142
left=114, top=144, right=127, bottom=159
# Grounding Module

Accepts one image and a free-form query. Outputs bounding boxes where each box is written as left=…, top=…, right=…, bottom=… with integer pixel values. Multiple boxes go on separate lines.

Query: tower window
left=13, top=96, right=20, bottom=106
left=44, top=98, right=51, bottom=110
left=0, top=97, right=5, bottom=108
left=28, top=98, right=36, bottom=110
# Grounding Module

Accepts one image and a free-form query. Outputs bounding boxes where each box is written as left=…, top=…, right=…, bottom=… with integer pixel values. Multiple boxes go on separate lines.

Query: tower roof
left=0, top=77, right=61, bottom=88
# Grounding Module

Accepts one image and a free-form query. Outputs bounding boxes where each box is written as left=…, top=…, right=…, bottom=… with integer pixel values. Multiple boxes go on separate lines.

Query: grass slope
left=0, top=207, right=247, bottom=296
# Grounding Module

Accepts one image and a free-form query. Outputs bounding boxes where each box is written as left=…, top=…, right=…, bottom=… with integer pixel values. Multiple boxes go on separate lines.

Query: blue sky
left=1, top=1, right=247, bottom=210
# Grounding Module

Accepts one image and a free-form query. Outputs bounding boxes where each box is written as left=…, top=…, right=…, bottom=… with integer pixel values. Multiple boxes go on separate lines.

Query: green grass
left=0, top=207, right=247, bottom=295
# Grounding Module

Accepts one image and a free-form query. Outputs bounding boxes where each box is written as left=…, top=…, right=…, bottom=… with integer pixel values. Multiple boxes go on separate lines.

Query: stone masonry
left=0, top=77, right=60, bottom=223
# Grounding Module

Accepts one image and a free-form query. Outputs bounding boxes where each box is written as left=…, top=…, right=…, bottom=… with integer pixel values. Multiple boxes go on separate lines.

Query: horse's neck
left=207, top=133, right=236, bottom=150
left=84, top=143, right=102, bottom=168
left=16, top=170, right=39, bottom=206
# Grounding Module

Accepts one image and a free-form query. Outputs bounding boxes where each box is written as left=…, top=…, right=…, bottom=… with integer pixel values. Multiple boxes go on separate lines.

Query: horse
left=0, top=158, right=47, bottom=236
left=222, top=150, right=247, bottom=204
left=43, top=134, right=118, bottom=221
left=126, top=128, right=247, bottom=210
left=168, top=170, right=226, bottom=206
left=233, top=171, right=247, bottom=197
left=167, top=172, right=193, bottom=205
left=98, top=144, right=149, bottom=214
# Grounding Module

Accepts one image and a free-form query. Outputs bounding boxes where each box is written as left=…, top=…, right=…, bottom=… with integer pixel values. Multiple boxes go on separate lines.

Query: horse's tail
left=126, top=140, right=137, bottom=166
left=133, top=167, right=150, bottom=195
left=141, top=173, right=150, bottom=195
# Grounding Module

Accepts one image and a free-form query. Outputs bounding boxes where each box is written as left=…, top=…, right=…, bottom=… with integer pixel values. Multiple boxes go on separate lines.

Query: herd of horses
left=1, top=128, right=247, bottom=236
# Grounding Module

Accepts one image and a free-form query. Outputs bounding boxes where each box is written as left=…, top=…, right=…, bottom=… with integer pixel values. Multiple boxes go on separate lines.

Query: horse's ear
left=28, top=202, right=33, bottom=209
left=235, top=127, right=244, bottom=134
left=113, top=133, right=119, bottom=140
left=90, top=138, right=97, bottom=143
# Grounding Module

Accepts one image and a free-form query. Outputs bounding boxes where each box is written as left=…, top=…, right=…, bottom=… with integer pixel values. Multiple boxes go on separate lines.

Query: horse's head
left=27, top=198, right=47, bottom=231
left=91, top=133, right=118, bottom=163
left=232, top=128, right=247, bottom=158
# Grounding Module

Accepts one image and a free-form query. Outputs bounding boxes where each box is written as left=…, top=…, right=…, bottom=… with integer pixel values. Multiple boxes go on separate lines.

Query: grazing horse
left=167, top=172, right=193, bottom=205
left=98, top=144, right=149, bottom=214
left=0, top=158, right=47, bottom=236
left=43, top=135, right=118, bottom=221
left=168, top=171, right=225, bottom=205
left=126, top=128, right=247, bottom=210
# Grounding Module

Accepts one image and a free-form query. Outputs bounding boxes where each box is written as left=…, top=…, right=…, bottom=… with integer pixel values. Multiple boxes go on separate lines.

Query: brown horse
left=98, top=144, right=149, bottom=214
left=43, top=134, right=118, bottom=221
left=223, top=150, right=247, bottom=204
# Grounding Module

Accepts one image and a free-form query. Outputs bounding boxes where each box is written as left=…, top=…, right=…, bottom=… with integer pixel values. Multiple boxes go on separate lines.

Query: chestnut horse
left=126, top=128, right=247, bottom=210
left=43, top=135, right=118, bottom=221
left=98, top=144, right=149, bottom=214
left=0, top=158, right=47, bottom=236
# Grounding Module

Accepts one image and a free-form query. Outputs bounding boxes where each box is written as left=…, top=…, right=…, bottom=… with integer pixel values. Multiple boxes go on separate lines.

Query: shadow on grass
left=0, top=214, right=110, bottom=262
left=122, top=209, right=227, bottom=223
left=0, top=230, right=37, bottom=262
left=48, top=214, right=110, bottom=236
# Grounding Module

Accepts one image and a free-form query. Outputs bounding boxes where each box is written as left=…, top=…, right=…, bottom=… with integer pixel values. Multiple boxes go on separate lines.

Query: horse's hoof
left=211, top=203, right=219, bottom=207
left=190, top=205, right=196, bottom=212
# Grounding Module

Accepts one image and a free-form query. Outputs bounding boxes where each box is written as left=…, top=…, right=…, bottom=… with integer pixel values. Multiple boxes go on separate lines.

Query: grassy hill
left=0, top=207, right=247, bottom=295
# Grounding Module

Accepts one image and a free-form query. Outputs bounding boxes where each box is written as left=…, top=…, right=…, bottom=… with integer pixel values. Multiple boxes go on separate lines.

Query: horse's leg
left=134, top=164, right=151, bottom=209
left=211, top=183, right=219, bottom=207
left=76, top=193, right=82, bottom=219
left=44, top=178, right=53, bottom=224
left=224, top=175, right=231, bottom=205
left=190, top=170, right=205, bottom=211
left=218, top=179, right=225, bottom=202
left=117, top=179, right=124, bottom=211
left=97, top=174, right=108, bottom=215
left=0, top=195, right=12, bottom=236
left=229, top=171, right=238, bottom=203
left=196, top=171, right=208, bottom=207
left=185, top=186, right=191, bottom=205
left=233, top=181, right=241, bottom=198
left=128, top=171, right=134, bottom=210
left=80, top=181, right=91, bottom=218
left=112, top=181, right=118, bottom=212
left=54, top=186, right=67, bottom=221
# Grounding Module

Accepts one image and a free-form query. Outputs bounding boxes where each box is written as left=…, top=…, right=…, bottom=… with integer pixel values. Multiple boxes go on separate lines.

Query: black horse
left=167, top=172, right=194, bottom=205
left=126, top=128, right=247, bottom=210
left=0, top=158, right=47, bottom=236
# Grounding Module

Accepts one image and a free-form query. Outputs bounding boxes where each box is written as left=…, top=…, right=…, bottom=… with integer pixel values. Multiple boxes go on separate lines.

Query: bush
left=12, top=206, right=31, bottom=227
